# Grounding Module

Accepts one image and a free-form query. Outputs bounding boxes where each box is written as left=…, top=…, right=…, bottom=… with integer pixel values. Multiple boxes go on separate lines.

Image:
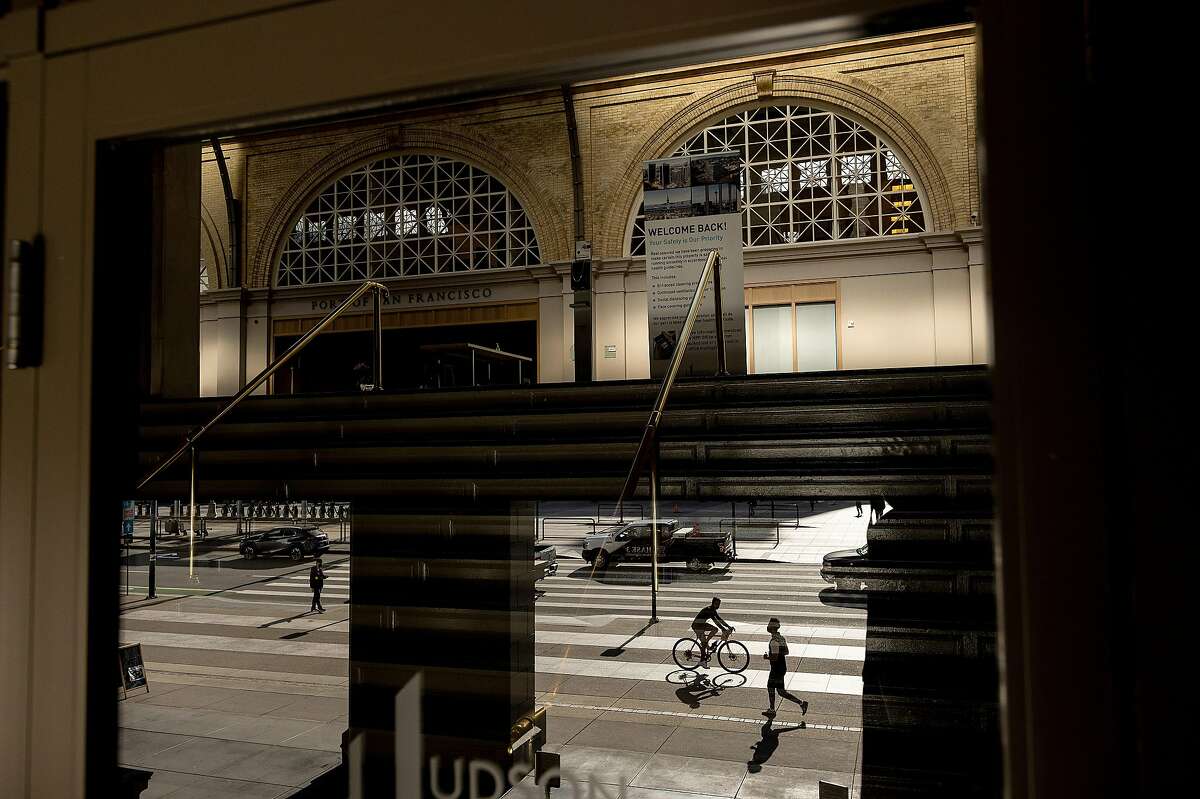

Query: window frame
left=744, top=282, right=841, bottom=374
left=628, top=103, right=928, bottom=256
left=276, top=153, right=541, bottom=287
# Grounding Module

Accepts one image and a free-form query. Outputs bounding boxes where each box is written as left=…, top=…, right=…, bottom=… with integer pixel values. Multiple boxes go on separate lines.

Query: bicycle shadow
left=674, top=672, right=723, bottom=708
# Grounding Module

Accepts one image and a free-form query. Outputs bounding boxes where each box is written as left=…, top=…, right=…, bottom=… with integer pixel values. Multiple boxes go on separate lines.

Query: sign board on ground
left=643, top=151, right=747, bottom=377
left=118, top=643, right=148, bottom=692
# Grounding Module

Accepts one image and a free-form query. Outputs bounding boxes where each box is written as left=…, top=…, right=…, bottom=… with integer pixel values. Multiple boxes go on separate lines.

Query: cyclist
left=692, top=597, right=734, bottom=665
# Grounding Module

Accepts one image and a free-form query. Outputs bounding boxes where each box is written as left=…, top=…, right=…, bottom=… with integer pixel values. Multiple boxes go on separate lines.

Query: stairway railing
left=617, top=248, right=727, bottom=622
left=137, top=279, right=390, bottom=579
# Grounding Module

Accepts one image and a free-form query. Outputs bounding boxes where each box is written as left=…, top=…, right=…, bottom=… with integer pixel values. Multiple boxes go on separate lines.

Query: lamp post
left=148, top=501, right=157, bottom=599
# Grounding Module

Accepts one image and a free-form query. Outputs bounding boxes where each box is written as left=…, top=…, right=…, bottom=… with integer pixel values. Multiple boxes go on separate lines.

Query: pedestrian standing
left=869, top=495, right=886, bottom=524
left=309, top=557, right=326, bottom=613
left=855, top=500, right=863, bottom=518
left=762, top=618, right=807, bottom=717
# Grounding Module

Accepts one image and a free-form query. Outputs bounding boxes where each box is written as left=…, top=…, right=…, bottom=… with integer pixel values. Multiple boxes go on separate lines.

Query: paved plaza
left=117, top=502, right=867, bottom=798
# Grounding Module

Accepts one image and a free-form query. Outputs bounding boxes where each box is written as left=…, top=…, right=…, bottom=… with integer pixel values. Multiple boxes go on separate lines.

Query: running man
left=763, top=617, right=808, bottom=717
left=692, top=597, right=734, bottom=665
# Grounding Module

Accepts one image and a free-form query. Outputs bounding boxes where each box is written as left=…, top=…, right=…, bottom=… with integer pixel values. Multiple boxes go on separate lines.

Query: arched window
left=628, top=105, right=925, bottom=255
left=278, top=154, right=540, bottom=286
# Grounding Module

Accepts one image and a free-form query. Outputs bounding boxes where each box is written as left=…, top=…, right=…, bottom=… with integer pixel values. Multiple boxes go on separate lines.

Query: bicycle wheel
left=672, top=638, right=704, bottom=670
left=717, top=639, right=751, bottom=673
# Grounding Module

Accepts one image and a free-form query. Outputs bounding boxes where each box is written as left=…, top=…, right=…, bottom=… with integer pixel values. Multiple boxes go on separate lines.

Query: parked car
left=534, top=544, right=558, bottom=580
left=240, top=526, right=330, bottom=561
left=582, top=519, right=734, bottom=572
left=820, top=545, right=871, bottom=591
left=821, top=543, right=994, bottom=595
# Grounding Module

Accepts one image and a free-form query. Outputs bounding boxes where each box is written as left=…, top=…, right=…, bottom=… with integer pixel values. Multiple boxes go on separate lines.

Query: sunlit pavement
left=116, top=502, right=865, bottom=798
left=117, top=556, right=350, bottom=798
left=529, top=502, right=868, bottom=798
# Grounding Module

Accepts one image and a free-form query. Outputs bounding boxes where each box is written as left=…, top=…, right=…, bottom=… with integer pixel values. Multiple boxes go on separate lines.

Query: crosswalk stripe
left=534, top=598, right=863, bottom=616
left=274, top=578, right=350, bottom=586
left=123, top=609, right=349, bottom=632
left=120, top=612, right=862, bottom=663
left=537, top=590, right=844, bottom=609
left=534, top=630, right=863, bottom=661
left=234, top=589, right=350, bottom=599
left=121, top=609, right=859, bottom=643
left=541, top=577, right=832, bottom=590
left=535, top=615, right=866, bottom=639
left=536, top=655, right=862, bottom=696
left=122, top=630, right=347, bottom=659
left=535, top=602, right=861, bottom=622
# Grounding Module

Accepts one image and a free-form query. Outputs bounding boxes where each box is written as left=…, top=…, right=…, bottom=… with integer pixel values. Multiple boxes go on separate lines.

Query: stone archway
left=595, top=74, right=957, bottom=257
left=250, top=126, right=569, bottom=287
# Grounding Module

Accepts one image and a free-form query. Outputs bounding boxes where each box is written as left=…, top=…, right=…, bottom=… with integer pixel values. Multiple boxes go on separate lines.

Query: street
left=116, top=503, right=865, bottom=798
left=532, top=503, right=866, bottom=798
left=117, top=553, right=350, bottom=798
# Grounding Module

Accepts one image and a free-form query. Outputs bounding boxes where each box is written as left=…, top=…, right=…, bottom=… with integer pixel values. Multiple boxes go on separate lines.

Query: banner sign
left=118, top=643, right=148, bottom=692
left=643, top=152, right=747, bottom=378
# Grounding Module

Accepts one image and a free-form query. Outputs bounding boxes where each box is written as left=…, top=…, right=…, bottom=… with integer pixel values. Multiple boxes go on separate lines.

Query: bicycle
left=672, top=630, right=751, bottom=673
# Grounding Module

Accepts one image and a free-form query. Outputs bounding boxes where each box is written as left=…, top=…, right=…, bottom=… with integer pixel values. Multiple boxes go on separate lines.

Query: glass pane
left=745, top=307, right=751, bottom=364
left=752, top=305, right=792, bottom=373
left=796, top=301, right=838, bottom=371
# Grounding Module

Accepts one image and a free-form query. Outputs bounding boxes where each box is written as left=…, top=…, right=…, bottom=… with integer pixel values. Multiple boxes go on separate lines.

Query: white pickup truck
left=582, top=519, right=735, bottom=572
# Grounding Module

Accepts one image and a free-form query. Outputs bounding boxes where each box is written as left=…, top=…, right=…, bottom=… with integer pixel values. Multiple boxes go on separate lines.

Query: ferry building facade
left=197, top=23, right=986, bottom=395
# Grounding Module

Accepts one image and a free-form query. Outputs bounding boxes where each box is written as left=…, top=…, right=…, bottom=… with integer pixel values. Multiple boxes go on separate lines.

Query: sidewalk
left=728, top=504, right=868, bottom=564
left=539, top=501, right=869, bottom=565
left=121, top=524, right=351, bottom=567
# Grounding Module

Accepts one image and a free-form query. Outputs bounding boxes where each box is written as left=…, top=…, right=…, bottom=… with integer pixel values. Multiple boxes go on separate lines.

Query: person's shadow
left=674, top=673, right=723, bottom=708
left=747, top=718, right=805, bottom=773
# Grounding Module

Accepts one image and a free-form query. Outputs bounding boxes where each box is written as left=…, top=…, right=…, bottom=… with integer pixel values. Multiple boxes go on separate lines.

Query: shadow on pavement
left=674, top=672, right=724, bottom=708
left=563, top=565, right=735, bottom=584
left=818, top=587, right=867, bottom=609
left=748, top=718, right=806, bottom=773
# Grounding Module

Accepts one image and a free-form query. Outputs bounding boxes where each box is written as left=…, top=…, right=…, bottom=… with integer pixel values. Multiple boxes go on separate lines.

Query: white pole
left=650, top=446, right=659, bottom=623
left=188, top=446, right=197, bottom=581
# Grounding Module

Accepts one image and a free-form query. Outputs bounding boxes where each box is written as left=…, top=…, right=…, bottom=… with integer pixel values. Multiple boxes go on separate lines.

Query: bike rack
left=536, top=516, right=597, bottom=542
left=597, top=501, right=644, bottom=521
left=719, top=517, right=781, bottom=546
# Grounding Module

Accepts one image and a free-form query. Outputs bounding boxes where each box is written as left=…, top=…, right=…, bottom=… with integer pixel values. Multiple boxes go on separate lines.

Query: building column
left=150, top=142, right=201, bottom=398
left=926, top=233, right=973, bottom=366
left=536, top=272, right=565, bottom=383
left=560, top=270, right=576, bottom=380
left=593, top=264, right=628, bottom=381
left=245, top=299, right=270, bottom=395
left=199, top=289, right=247, bottom=397
left=623, top=267, right=650, bottom=379
left=961, top=228, right=990, bottom=364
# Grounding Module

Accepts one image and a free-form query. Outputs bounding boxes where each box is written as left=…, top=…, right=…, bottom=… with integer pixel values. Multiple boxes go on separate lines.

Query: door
left=795, top=301, right=837, bottom=371
left=749, top=300, right=839, bottom=373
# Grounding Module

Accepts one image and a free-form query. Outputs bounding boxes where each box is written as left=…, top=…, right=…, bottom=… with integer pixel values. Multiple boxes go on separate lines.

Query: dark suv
left=240, top=527, right=330, bottom=561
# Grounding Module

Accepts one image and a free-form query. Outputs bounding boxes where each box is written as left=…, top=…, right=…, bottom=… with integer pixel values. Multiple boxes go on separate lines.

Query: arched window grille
left=628, top=105, right=925, bottom=256
left=278, top=154, right=540, bottom=286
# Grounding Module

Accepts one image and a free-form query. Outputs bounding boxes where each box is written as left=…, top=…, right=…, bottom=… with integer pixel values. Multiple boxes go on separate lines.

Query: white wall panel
left=933, top=267, right=973, bottom=365
left=840, top=273, right=936, bottom=368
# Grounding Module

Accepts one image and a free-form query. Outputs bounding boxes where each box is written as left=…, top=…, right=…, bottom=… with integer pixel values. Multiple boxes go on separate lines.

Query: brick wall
left=202, top=24, right=978, bottom=289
